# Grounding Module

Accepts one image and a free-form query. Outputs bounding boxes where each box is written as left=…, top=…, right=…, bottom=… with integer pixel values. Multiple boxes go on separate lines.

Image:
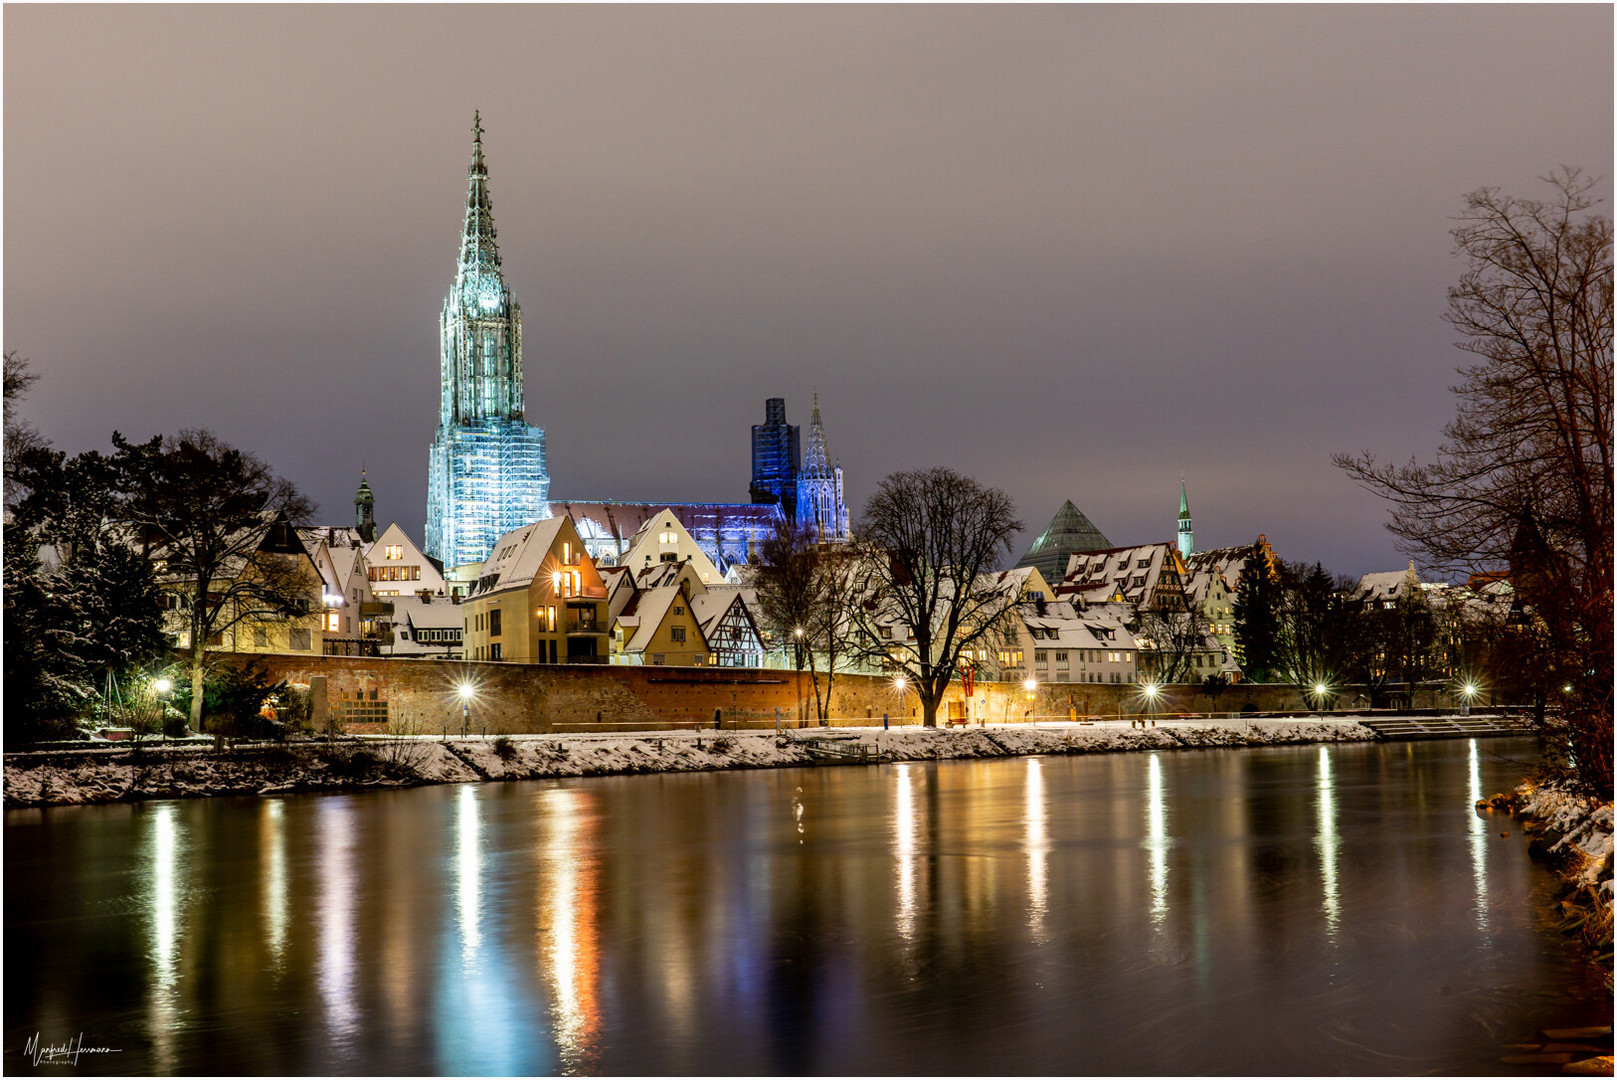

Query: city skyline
left=5, top=6, right=1611, bottom=576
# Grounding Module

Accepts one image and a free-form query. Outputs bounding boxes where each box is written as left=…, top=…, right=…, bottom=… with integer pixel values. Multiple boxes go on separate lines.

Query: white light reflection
left=1467, top=739, right=1489, bottom=935
left=1316, top=746, right=1340, bottom=940
left=537, top=787, right=600, bottom=1071
left=261, top=800, right=288, bottom=967
left=1026, top=758, right=1049, bottom=941
left=1144, top=754, right=1168, bottom=926
left=318, top=799, right=358, bottom=1041
left=146, top=803, right=182, bottom=1075
left=457, top=785, right=482, bottom=966
left=894, top=763, right=919, bottom=940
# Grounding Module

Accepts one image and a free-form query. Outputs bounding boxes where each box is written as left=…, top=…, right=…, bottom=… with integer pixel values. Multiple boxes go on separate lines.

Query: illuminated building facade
left=426, top=113, right=550, bottom=568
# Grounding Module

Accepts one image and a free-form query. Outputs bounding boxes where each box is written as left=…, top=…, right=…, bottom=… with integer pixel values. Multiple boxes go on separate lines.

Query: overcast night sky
left=5, top=5, right=1611, bottom=577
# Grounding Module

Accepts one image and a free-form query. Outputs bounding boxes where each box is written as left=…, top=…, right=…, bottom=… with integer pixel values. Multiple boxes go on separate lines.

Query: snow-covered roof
left=470, top=517, right=570, bottom=597
left=392, top=594, right=463, bottom=630
left=1351, top=563, right=1420, bottom=604
left=1056, top=542, right=1179, bottom=607
left=621, top=584, right=700, bottom=654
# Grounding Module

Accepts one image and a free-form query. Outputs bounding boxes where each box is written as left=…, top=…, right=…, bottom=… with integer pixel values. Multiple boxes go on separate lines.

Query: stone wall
left=233, top=654, right=1389, bottom=735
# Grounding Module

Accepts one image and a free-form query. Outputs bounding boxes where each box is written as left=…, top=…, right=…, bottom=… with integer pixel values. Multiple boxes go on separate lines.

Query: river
left=4, top=736, right=1607, bottom=1074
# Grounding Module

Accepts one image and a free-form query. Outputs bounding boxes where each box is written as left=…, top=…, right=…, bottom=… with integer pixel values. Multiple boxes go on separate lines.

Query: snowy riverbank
left=2, top=718, right=1380, bottom=809
left=1508, top=777, right=1615, bottom=984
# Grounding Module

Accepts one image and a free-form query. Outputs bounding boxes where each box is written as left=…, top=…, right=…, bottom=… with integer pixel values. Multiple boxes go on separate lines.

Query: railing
left=565, top=617, right=607, bottom=635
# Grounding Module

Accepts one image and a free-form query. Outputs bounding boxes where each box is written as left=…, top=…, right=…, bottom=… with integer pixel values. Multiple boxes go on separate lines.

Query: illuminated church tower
left=796, top=394, right=849, bottom=540
left=426, top=113, right=550, bottom=567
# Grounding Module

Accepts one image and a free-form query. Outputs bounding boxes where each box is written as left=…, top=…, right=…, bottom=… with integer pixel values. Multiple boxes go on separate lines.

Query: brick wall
left=230, top=654, right=1403, bottom=734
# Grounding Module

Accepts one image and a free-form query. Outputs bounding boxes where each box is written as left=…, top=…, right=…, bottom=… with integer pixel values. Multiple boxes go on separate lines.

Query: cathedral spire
left=458, top=109, right=502, bottom=280
left=802, top=392, right=831, bottom=478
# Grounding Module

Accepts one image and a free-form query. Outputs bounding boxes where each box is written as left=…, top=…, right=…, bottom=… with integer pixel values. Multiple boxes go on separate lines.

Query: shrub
left=493, top=735, right=517, bottom=762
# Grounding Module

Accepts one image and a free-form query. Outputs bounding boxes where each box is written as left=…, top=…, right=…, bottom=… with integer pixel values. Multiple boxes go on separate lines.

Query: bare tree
left=1337, top=168, right=1612, bottom=793
left=114, top=430, right=316, bottom=732
left=850, top=467, right=1023, bottom=727
left=752, top=520, right=863, bottom=722
left=1133, top=605, right=1213, bottom=684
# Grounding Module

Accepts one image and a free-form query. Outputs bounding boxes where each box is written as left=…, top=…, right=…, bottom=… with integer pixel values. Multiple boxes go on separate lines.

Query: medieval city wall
left=229, top=654, right=1438, bottom=736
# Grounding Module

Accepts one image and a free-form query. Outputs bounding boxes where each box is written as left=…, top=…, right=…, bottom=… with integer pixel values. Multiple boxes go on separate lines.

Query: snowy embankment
left=3, top=718, right=1377, bottom=809
left=1512, top=779, right=1616, bottom=900
left=1509, top=778, right=1614, bottom=977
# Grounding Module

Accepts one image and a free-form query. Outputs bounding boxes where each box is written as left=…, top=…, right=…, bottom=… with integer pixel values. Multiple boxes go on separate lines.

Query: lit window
left=384, top=545, right=403, bottom=560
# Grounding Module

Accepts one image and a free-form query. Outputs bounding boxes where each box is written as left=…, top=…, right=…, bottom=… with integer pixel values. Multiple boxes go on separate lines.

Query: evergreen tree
left=1233, top=552, right=1283, bottom=681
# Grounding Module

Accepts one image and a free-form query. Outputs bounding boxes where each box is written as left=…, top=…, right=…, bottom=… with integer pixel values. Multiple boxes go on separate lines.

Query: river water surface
left=5, top=736, right=1608, bottom=1074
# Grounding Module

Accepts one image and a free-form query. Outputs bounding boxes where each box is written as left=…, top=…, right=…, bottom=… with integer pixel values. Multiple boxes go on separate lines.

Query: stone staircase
left=1354, top=713, right=1527, bottom=740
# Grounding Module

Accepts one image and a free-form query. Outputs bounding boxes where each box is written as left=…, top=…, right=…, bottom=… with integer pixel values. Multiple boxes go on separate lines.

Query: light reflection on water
left=6, top=737, right=1607, bottom=1076
left=1144, top=753, right=1169, bottom=926
left=259, top=800, right=287, bottom=968
left=144, top=802, right=181, bottom=1076
left=1468, top=738, right=1490, bottom=939
left=318, top=799, right=358, bottom=1043
left=1317, top=745, right=1340, bottom=939
left=1025, top=757, right=1049, bottom=942
left=893, top=762, right=919, bottom=941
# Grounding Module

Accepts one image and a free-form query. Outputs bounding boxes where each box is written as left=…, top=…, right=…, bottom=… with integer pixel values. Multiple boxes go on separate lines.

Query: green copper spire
left=1177, top=479, right=1194, bottom=560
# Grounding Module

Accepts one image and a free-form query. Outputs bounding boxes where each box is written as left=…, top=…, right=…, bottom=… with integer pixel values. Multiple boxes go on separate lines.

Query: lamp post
left=458, top=682, right=474, bottom=738
left=1311, top=682, right=1331, bottom=713
left=793, top=626, right=805, bottom=726
left=1141, top=681, right=1160, bottom=729
left=1460, top=681, right=1478, bottom=716
left=893, top=675, right=909, bottom=726
left=152, top=677, right=173, bottom=742
left=1023, top=676, right=1037, bottom=720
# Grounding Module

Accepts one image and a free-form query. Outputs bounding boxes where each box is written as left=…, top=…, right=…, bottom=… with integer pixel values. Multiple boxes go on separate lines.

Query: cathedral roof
left=1014, top=500, right=1113, bottom=586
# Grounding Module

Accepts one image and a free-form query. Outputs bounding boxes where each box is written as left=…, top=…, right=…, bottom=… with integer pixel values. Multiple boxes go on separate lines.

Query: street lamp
left=458, top=682, right=474, bottom=737
left=793, top=627, right=806, bottom=725
left=1023, top=676, right=1037, bottom=718
left=1460, top=681, right=1478, bottom=715
left=1311, top=682, right=1331, bottom=711
left=1140, top=681, right=1161, bottom=729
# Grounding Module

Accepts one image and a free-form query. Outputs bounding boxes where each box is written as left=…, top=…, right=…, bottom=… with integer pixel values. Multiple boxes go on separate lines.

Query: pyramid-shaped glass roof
left=1014, top=500, right=1113, bottom=584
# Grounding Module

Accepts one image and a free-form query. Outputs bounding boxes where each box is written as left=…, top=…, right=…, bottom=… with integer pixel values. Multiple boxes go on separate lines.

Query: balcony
left=566, top=615, right=608, bottom=635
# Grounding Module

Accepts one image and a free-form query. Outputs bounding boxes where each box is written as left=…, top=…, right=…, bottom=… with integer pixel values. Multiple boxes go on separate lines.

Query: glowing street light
left=1137, top=681, right=1161, bottom=730
left=154, top=678, right=173, bottom=696
left=458, top=682, right=475, bottom=737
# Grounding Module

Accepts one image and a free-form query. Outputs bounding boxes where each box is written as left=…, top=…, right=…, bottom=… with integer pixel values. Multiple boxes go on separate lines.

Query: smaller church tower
left=355, top=470, right=376, bottom=544
left=1177, top=479, right=1194, bottom=560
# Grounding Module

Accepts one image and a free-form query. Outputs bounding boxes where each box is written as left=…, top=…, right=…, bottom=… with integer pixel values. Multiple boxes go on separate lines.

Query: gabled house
left=691, top=586, right=767, bottom=668
left=1056, top=543, right=1190, bottom=612
left=618, top=509, right=724, bottom=584
left=364, top=521, right=448, bottom=599
left=460, top=516, right=609, bottom=663
left=612, top=580, right=712, bottom=666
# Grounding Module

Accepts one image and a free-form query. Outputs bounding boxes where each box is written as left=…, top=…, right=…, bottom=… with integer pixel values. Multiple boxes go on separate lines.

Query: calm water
left=5, top=737, right=1608, bottom=1075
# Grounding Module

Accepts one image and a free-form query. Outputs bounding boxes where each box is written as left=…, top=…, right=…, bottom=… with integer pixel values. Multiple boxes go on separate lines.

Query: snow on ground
left=3, top=717, right=1378, bottom=809
left=1516, top=779, right=1616, bottom=897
